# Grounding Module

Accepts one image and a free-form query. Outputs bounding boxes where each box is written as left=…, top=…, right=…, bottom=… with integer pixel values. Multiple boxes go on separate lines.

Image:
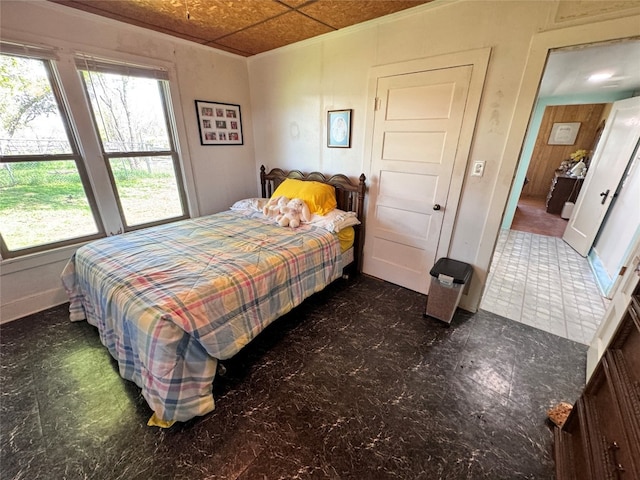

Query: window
left=0, top=45, right=189, bottom=259
left=78, top=59, right=187, bottom=229
left=0, top=52, right=102, bottom=258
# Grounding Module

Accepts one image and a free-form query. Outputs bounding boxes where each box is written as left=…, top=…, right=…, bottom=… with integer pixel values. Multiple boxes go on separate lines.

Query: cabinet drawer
left=610, top=297, right=640, bottom=384
left=554, top=290, right=640, bottom=479
left=557, top=403, right=594, bottom=480
left=585, top=361, right=639, bottom=478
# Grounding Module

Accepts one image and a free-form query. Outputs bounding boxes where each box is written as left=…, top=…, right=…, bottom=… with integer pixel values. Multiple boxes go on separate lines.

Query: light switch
left=471, top=160, right=485, bottom=177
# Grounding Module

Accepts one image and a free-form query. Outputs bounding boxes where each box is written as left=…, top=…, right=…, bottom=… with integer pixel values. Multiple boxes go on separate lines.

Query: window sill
left=0, top=243, right=85, bottom=275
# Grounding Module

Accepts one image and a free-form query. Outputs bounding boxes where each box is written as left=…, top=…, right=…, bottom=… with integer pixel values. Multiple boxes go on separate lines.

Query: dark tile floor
left=1, top=275, right=587, bottom=479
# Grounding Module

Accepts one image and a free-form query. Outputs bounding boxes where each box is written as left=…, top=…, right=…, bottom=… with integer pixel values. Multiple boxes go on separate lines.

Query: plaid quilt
left=61, top=210, right=342, bottom=422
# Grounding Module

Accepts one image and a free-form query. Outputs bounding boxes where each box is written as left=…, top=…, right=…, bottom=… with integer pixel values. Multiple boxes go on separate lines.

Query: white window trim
left=77, top=57, right=189, bottom=231
left=0, top=38, right=199, bottom=266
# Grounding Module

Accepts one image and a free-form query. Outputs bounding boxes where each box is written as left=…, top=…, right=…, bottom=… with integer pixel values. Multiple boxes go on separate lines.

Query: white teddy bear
left=276, top=198, right=311, bottom=228
left=262, top=195, right=289, bottom=219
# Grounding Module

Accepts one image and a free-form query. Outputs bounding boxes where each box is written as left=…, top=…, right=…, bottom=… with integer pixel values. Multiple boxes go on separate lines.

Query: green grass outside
left=0, top=161, right=182, bottom=251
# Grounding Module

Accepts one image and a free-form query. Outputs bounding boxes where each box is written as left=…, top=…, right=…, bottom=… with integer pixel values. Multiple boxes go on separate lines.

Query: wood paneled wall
left=523, top=103, right=606, bottom=198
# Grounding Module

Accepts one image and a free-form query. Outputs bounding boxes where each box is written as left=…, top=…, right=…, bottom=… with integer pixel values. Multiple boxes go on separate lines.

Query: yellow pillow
left=337, top=227, right=355, bottom=252
left=272, top=178, right=337, bottom=216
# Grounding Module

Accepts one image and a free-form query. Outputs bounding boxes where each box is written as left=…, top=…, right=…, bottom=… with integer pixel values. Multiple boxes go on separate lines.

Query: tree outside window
left=0, top=49, right=188, bottom=258
left=0, top=54, right=101, bottom=256
left=79, top=65, right=187, bottom=228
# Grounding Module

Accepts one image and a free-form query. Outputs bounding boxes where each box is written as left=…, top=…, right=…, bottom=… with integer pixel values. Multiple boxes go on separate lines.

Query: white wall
left=248, top=0, right=640, bottom=311
left=0, top=1, right=256, bottom=322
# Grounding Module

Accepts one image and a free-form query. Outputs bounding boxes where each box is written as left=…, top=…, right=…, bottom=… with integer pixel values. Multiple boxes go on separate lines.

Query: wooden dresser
left=546, top=172, right=584, bottom=215
left=554, top=286, right=640, bottom=479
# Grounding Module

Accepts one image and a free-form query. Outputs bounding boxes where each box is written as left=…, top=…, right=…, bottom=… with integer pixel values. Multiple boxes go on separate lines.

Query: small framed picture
left=327, top=109, right=352, bottom=148
left=548, top=122, right=580, bottom=145
left=195, top=100, right=243, bottom=146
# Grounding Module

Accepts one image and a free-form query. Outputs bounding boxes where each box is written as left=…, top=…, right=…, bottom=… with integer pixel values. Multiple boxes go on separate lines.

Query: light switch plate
left=471, top=160, right=485, bottom=177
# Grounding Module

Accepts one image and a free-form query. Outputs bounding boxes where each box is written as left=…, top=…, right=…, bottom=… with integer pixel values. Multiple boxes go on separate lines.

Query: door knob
left=433, top=204, right=441, bottom=211
left=600, top=189, right=610, bottom=205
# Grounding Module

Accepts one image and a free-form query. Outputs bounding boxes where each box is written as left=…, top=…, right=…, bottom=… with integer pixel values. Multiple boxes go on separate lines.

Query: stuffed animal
left=276, top=198, right=311, bottom=228
left=263, top=195, right=289, bottom=219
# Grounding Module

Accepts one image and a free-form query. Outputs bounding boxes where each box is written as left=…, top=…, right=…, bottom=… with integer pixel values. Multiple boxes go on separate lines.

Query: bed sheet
left=61, top=210, right=342, bottom=422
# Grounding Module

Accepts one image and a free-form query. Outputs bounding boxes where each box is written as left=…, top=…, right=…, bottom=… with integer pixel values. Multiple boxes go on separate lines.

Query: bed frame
left=260, top=165, right=366, bottom=273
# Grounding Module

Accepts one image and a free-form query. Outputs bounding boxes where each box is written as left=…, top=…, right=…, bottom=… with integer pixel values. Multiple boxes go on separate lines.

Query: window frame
left=0, top=44, right=194, bottom=261
left=0, top=52, right=105, bottom=259
left=77, top=60, right=189, bottom=231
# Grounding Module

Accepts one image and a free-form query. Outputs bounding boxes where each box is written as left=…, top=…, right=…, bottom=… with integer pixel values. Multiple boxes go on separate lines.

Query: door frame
left=586, top=233, right=640, bottom=380
left=362, top=48, right=491, bottom=275
left=479, top=15, right=640, bottom=304
left=479, top=16, right=640, bottom=344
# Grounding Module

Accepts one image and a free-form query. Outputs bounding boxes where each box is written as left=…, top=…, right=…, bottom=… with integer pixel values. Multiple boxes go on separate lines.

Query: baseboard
left=458, top=295, right=478, bottom=313
left=0, top=286, right=68, bottom=324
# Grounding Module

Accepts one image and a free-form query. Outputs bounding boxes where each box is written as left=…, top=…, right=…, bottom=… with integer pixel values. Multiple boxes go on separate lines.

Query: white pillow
left=230, top=198, right=267, bottom=212
left=307, top=209, right=360, bottom=233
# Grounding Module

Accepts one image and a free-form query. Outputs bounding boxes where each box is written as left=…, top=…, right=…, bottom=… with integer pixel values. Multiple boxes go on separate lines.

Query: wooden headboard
left=259, top=165, right=366, bottom=273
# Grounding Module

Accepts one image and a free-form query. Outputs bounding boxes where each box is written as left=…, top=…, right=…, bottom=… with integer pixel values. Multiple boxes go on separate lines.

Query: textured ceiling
left=48, top=0, right=431, bottom=57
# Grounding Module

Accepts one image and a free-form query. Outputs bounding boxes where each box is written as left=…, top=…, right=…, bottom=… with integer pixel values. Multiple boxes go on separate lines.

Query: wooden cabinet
left=546, top=173, right=584, bottom=215
left=554, top=290, right=640, bottom=479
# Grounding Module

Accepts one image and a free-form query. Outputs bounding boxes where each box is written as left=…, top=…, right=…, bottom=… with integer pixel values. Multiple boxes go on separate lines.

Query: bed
left=61, top=165, right=366, bottom=426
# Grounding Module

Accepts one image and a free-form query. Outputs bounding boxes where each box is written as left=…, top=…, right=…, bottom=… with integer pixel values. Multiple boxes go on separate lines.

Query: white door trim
left=478, top=15, right=640, bottom=310
left=586, top=235, right=640, bottom=380
left=362, top=48, right=491, bottom=273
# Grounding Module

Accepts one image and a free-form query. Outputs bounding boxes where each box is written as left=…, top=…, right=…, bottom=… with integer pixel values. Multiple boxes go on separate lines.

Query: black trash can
left=424, top=257, right=473, bottom=324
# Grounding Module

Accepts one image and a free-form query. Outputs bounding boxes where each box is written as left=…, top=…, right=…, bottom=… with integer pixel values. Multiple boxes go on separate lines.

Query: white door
left=363, top=66, right=472, bottom=294
left=592, top=147, right=640, bottom=297
left=563, top=96, right=640, bottom=256
left=586, top=240, right=640, bottom=380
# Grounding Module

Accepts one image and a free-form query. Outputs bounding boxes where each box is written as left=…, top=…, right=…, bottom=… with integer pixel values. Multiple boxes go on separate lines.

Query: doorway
left=363, top=66, right=473, bottom=294
left=481, top=39, right=640, bottom=345
left=510, top=101, right=609, bottom=239
left=362, top=49, right=490, bottom=294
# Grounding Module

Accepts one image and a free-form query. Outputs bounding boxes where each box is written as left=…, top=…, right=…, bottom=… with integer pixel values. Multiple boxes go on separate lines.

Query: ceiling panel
left=47, top=0, right=432, bottom=56
left=184, top=0, right=292, bottom=37
left=299, top=0, right=427, bottom=29
left=214, top=11, right=335, bottom=55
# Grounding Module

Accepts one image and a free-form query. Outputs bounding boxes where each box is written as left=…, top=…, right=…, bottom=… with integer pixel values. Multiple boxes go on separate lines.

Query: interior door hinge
left=374, top=97, right=381, bottom=111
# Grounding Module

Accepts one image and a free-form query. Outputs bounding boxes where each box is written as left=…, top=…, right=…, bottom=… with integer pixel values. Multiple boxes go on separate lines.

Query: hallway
left=480, top=229, right=607, bottom=345
left=510, top=196, right=568, bottom=238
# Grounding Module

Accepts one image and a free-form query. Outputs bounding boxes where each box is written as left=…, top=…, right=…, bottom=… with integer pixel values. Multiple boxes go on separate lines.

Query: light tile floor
left=480, top=229, right=608, bottom=345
